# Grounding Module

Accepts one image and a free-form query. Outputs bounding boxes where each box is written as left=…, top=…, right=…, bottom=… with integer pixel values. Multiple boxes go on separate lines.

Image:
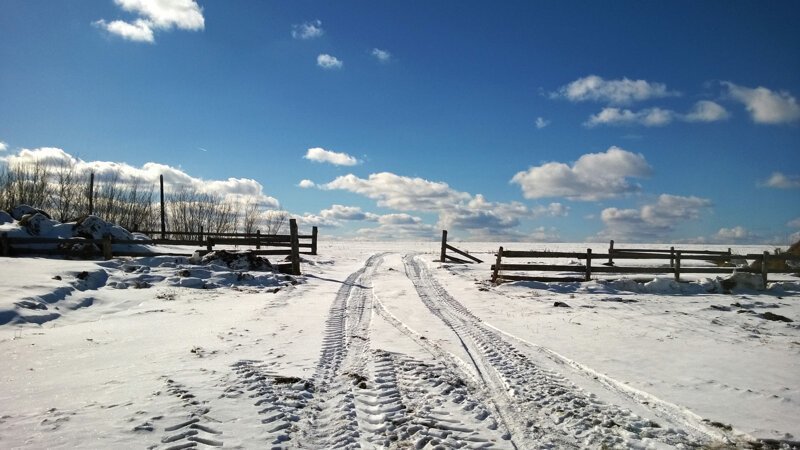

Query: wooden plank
left=444, top=254, right=470, bottom=264
left=445, top=244, right=483, bottom=263
left=496, top=274, right=586, bottom=283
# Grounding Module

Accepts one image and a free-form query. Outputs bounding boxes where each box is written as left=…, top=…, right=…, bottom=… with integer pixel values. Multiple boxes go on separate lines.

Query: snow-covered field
left=1, top=241, right=799, bottom=449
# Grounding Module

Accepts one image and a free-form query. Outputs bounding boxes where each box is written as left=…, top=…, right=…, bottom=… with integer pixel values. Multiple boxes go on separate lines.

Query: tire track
left=157, top=378, right=224, bottom=449
left=403, top=254, right=709, bottom=449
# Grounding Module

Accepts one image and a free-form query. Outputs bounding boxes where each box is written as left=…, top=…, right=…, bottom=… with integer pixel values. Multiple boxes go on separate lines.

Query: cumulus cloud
left=714, top=226, right=758, bottom=243
left=371, top=48, right=391, bottom=62
left=0, top=141, right=9, bottom=152
left=724, top=82, right=800, bottom=124
left=2, top=147, right=279, bottom=208
left=761, top=172, right=800, bottom=189
left=317, top=54, right=343, bottom=69
left=597, top=194, right=712, bottom=242
left=304, top=147, right=360, bottom=166
left=788, top=217, right=800, bottom=228
left=585, top=107, right=675, bottom=127
left=320, top=204, right=379, bottom=222
left=292, top=19, right=324, bottom=40
left=298, top=179, right=316, bottom=188
left=94, top=0, right=204, bottom=43
left=356, top=214, right=436, bottom=241
left=683, top=100, right=730, bottom=122
left=511, top=147, right=652, bottom=201
left=320, top=172, right=549, bottom=239
left=535, top=117, right=551, bottom=129
left=553, top=75, right=678, bottom=104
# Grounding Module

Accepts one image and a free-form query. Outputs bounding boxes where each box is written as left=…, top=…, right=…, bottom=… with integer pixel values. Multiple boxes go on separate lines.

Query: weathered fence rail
left=0, top=221, right=318, bottom=275
left=492, top=245, right=800, bottom=286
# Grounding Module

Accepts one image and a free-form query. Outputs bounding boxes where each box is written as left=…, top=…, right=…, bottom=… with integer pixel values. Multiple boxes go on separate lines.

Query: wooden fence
left=0, top=221, right=317, bottom=275
left=439, top=230, right=483, bottom=264
left=491, top=244, right=800, bottom=285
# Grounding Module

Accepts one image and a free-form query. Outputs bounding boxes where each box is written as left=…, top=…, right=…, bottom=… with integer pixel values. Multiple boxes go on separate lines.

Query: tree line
left=0, top=158, right=288, bottom=236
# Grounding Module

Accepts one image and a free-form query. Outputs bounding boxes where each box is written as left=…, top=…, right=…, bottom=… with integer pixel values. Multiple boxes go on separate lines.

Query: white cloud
left=683, top=100, right=730, bottom=122
left=597, top=194, right=712, bottom=242
left=585, top=107, right=675, bottom=127
left=535, top=117, right=551, bottom=129
left=0, top=141, right=8, bottom=152
left=298, top=179, right=316, bottom=189
left=724, top=82, right=800, bottom=124
left=320, top=172, right=546, bottom=238
left=553, top=75, right=678, bottom=104
left=2, top=147, right=279, bottom=208
left=320, top=204, right=378, bottom=222
left=95, top=0, right=204, bottom=43
left=586, top=101, right=730, bottom=127
left=788, top=217, right=800, bottom=228
left=371, top=48, right=391, bottom=62
left=511, top=146, right=652, bottom=201
left=317, top=54, right=343, bottom=69
left=93, top=19, right=155, bottom=43
left=714, top=226, right=757, bottom=243
left=790, top=231, right=800, bottom=245
left=356, top=215, right=436, bottom=241
left=292, top=19, right=324, bottom=40
left=304, top=147, right=360, bottom=166
left=762, top=172, right=800, bottom=189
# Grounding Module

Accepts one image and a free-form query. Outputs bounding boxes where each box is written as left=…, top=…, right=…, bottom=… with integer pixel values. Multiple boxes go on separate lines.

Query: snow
left=1, top=241, right=798, bottom=449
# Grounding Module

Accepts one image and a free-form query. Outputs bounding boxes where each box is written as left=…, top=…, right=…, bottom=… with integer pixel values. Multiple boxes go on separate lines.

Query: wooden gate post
left=440, top=230, right=448, bottom=262
left=607, top=240, right=614, bottom=265
left=289, top=219, right=300, bottom=275
left=670, top=246, right=675, bottom=268
left=311, top=226, right=318, bottom=255
left=674, top=251, right=681, bottom=281
left=159, top=174, right=166, bottom=239
left=762, top=251, right=769, bottom=287
left=88, top=172, right=94, bottom=216
left=256, top=229, right=261, bottom=250
left=206, top=236, right=214, bottom=254
left=492, top=246, right=503, bottom=284
left=585, top=248, right=592, bottom=281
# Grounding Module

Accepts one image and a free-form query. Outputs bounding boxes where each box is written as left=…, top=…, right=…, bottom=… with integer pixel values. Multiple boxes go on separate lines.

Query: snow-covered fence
left=0, top=220, right=317, bottom=275
left=491, top=247, right=800, bottom=285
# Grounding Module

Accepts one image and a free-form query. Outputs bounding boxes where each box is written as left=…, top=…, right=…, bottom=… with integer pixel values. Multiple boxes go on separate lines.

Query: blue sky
left=1, top=1, right=799, bottom=243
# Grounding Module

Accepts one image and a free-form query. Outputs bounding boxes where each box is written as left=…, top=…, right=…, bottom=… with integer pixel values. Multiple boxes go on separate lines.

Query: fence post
left=160, top=174, right=166, bottom=239
left=199, top=226, right=204, bottom=243
left=206, top=236, right=214, bottom=254
left=311, top=226, right=318, bottom=255
left=607, top=240, right=614, bottom=265
left=762, top=251, right=769, bottom=287
left=440, top=230, right=448, bottom=262
left=674, top=251, right=681, bottom=281
left=1, top=232, right=9, bottom=257
left=256, top=229, right=261, bottom=250
left=88, top=172, right=94, bottom=216
left=102, top=235, right=113, bottom=260
left=670, top=246, right=675, bottom=268
left=585, top=248, right=592, bottom=281
left=289, top=219, right=300, bottom=275
left=492, top=246, right=503, bottom=284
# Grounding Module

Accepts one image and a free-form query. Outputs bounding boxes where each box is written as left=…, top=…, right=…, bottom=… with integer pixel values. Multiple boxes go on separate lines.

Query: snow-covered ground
left=1, top=241, right=798, bottom=449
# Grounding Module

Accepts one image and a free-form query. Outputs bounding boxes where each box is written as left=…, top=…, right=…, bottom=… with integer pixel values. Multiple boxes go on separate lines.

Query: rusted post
left=256, top=229, right=261, bottom=250
left=762, top=251, right=769, bottom=288
left=674, top=251, right=681, bottom=281
left=311, top=226, right=318, bottom=255
left=289, top=219, right=300, bottom=275
left=607, top=240, right=614, bottom=265
left=160, top=174, right=166, bottom=239
left=88, top=172, right=94, bottom=216
left=102, top=235, right=113, bottom=260
left=585, top=248, right=592, bottom=281
left=440, top=230, right=448, bottom=262
left=492, top=246, right=503, bottom=284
